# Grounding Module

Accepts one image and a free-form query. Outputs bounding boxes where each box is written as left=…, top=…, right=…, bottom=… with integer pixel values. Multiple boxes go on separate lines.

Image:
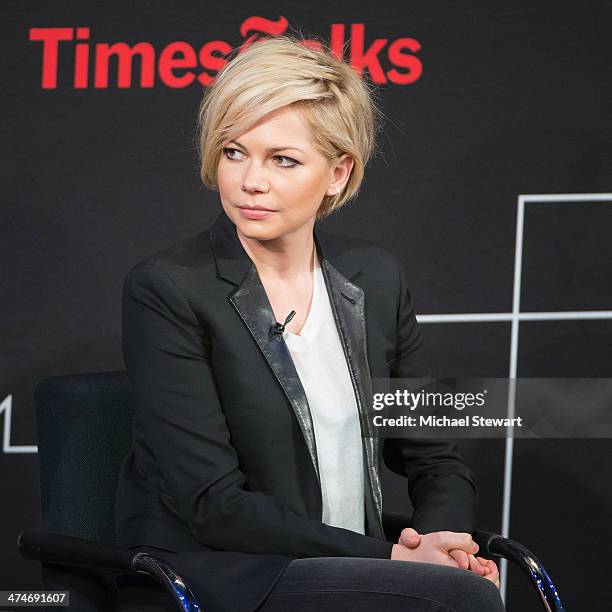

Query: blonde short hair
left=196, top=33, right=383, bottom=220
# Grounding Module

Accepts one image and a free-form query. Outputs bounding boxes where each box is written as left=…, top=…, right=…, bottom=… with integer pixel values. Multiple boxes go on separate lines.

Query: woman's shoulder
left=122, top=226, right=219, bottom=305
left=127, top=229, right=214, bottom=277
left=129, top=227, right=214, bottom=274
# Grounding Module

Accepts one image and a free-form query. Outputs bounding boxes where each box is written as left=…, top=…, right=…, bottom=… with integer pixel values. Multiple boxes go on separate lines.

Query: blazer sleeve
left=122, top=261, right=393, bottom=559
left=381, top=257, right=479, bottom=534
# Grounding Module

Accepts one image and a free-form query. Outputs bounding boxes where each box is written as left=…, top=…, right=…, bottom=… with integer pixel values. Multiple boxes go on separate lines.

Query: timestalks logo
left=28, top=16, right=423, bottom=90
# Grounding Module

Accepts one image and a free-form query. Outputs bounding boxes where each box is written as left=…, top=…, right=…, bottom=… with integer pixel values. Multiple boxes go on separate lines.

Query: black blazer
left=115, top=210, right=478, bottom=611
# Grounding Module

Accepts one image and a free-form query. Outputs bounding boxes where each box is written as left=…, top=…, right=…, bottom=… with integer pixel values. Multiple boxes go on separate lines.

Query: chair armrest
left=473, top=529, right=565, bottom=612
left=18, top=528, right=134, bottom=573
left=17, top=529, right=201, bottom=611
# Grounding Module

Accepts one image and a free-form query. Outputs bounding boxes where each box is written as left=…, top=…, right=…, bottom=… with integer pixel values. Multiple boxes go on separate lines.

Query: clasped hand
left=391, top=529, right=500, bottom=589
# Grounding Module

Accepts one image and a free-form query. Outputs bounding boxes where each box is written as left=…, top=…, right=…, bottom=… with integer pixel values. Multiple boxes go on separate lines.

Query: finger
left=399, top=528, right=421, bottom=549
left=399, top=535, right=420, bottom=549
left=473, top=556, right=490, bottom=574
left=477, top=557, right=496, bottom=571
left=487, top=560, right=500, bottom=579
left=482, top=559, right=500, bottom=581
left=467, top=553, right=485, bottom=576
left=436, top=531, right=476, bottom=554
left=449, top=549, right=469, bottom=570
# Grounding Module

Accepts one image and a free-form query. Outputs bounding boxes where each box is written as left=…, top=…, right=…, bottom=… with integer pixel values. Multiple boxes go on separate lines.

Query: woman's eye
left=274, top=155, right=298, bottom=168
left=223, top=147, right=243, bottom=160
left=222, top=147, right=297, bottom=168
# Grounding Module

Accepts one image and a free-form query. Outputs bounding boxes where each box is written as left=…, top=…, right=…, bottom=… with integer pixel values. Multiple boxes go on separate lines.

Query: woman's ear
left=327, top=154, right=354, bottom=196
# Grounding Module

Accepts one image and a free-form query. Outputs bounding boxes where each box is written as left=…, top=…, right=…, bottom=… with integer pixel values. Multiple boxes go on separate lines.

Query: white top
left=283, top=252, right=365, bottom=534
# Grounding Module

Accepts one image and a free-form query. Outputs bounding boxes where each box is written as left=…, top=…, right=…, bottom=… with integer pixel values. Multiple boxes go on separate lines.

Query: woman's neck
left=236, top=224, right=316, bottom=282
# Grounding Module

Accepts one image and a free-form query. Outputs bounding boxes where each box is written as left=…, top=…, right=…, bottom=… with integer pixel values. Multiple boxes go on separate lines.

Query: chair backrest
left=34, top=371, right=134, bottom=611
left=35, top=371, right=134, bottom=543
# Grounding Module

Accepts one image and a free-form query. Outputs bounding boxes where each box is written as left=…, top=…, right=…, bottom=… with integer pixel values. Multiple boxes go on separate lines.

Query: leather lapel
left=229, top=263, right=321, bottom=485
left=209, top=211, right=384, bottom=535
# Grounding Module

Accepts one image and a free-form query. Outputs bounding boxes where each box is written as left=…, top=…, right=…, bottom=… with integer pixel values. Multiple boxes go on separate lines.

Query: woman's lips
left=238, top=207, right=275, bottom=220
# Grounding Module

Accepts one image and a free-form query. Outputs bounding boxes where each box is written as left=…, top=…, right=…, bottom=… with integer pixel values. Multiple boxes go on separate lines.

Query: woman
left=115, top=34, right=504, bottom=611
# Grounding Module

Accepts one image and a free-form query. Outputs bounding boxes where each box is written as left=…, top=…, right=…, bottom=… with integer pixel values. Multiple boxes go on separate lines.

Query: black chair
left=18, top=372, right=565, bottom=611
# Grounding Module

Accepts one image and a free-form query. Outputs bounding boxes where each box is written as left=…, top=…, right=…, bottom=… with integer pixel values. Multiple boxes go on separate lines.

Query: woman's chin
left=234, top=218, right=282, bottom=241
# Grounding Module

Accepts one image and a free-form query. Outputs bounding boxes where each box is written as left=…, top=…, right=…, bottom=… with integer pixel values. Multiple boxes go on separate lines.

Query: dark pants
left=257, top=556, right=506, bottom=612
left=117, top=548, right=506, bottom=612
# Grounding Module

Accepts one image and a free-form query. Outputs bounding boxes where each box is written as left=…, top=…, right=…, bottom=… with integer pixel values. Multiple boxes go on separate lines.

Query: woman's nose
left=241, top=160, right=270, bottom=193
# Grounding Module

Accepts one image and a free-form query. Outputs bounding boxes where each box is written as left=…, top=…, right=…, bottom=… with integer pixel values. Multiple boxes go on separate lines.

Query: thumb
left=399, top=527, right=421, bottom=549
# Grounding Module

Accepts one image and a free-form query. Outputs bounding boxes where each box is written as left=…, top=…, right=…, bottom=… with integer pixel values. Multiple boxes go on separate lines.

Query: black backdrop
left=2, top=1, right=611, bottom=610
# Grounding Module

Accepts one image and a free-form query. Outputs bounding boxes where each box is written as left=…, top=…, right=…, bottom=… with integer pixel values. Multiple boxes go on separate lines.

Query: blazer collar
left=208, top=209, right=361, bottom=286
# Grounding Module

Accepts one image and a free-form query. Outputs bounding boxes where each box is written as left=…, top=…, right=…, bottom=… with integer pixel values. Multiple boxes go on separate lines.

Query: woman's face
left=217, top=104, right=353, bottom=243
